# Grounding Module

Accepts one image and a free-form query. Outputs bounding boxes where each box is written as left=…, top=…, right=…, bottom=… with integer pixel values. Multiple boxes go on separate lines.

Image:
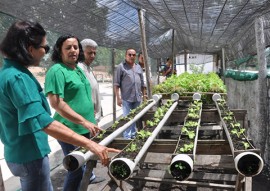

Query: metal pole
left=138, top=9, right=152, bottom=99
left=255, top=17, right=267, bottom=159
left=112, top=48, right=116, bottom=122
left=157, top=58, right=161, bottom=84
left=184, top=49, right=188, bottom=72
left=172, top=29, right=175, bottom=74
left=0, top=165, right=5, bottom=191
left=221, top=48, right=226, bottom=76
left=62, top=95, right=162, bottom=171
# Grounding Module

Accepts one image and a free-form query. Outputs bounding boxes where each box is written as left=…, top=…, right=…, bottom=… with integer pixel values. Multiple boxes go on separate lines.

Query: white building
left=175, top=54, right=216, bottom=74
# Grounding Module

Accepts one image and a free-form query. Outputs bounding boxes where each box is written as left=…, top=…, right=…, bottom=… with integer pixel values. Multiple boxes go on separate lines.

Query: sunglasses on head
left=38, top=45, right=50, bottom=54
left=128, top=53, right=136, bottom=57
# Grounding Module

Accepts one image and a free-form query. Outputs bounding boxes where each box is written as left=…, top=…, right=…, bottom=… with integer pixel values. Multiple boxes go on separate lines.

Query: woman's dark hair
left=51, top=34, right=84, bottom=63
left=0, top=20, right=46, bottom=66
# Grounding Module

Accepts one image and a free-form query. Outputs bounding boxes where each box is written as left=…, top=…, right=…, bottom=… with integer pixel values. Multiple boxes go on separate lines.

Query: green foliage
left=110, top=163, right=129, bottom=178
left=125, top=143, right=138, bottom=152
left=181, top=127, right=195, bottom=139
left=174, top=162, right=186, bottom=170
left=153, top=72, right=226, bottom=95
left=242, top=141, right=250, bottom=150
left=231, top=128, right=245, bottom=138
left=96, top=130, right=106, bottom=139
left=185, top=121, right=199, bottom=127
left=137, top=130, right=152, bottom=139
left=179, top=143, right=194, bottom=153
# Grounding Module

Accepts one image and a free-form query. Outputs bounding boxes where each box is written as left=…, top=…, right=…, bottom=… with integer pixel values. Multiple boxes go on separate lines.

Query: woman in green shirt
left=45, top=35, right=104, bottom=191
left=0, top=21, right=118, bottom=191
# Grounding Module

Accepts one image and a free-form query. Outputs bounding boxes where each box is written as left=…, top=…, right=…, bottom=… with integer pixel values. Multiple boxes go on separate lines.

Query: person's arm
left=48, top=93, right=101, bottom=136
left=114, top=85, right=122, bottom=107
left=43, top=120, right=119, bottom=165
left=164, top=66, right=172, bottom=76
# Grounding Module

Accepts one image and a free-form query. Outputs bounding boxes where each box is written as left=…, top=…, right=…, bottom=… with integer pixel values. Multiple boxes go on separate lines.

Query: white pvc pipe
left=169, top=154, right=194, bottom=181
left=212, top=93, right=264, bottom=177
left=63, top=94, right=162, bottom=171
left=109, top=93, right=179, bottom=179
left=234, top=151, right=264, bottom=177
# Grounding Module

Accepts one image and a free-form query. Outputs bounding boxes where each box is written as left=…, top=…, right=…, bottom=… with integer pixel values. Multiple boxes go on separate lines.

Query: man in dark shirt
left=114, top=48, right=146, bottom=139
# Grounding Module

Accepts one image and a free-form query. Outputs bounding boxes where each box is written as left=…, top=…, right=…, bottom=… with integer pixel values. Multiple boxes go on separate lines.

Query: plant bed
left=169, top=95, right=203, bottom=181
left=109, top=96, right=178, bottom=180
left=92, top=99, right=154, bottom=142
left=213, top=94, right=264, bottom=177
left=62, top=95, right=163, bottom=172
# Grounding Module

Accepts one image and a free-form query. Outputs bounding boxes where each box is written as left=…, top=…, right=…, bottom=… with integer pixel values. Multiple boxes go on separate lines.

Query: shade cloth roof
left=1, top=0, right=270, bottom=60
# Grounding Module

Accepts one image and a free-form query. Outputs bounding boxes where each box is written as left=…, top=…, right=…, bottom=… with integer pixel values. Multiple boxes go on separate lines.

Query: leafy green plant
left=96, top=130, right=106, bottom=139
left=185, top=121, right=199, bottom=127
left=137, top=130, right=152, bottom=140
left=181, top=127, right=195, bottom=139
left=111, top=121, right=119, bottom=129
left=223, top=115, right=233, bottom=122
left=110, top=162, right=130, bottom=179
left=230, top=122, right=241, bottom=128
left=125, top=143, right=138, bottom=152
left=242, top=141, right=250, bottom=150
left=231, top=128, right=245, bottom=138
left=187, top=112, right=199, bottom=119
left=179, top=143, right=194, bottom=153
left=174, top=162, right=187, bottom=170
left=152, top=72, right=226, bottom=96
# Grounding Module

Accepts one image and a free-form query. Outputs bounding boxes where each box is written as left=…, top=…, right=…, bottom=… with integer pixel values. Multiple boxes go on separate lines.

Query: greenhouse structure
left=1, top=0, right=270, bottom=190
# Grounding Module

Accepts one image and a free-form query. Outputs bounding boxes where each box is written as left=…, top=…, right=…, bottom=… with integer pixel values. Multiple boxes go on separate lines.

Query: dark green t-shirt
left=45, top=63, right=95, bottom=134
left=0, top=59, right=53, bottom=163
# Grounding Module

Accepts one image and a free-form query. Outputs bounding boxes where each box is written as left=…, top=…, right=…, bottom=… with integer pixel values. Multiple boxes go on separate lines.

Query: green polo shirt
left=45, top=63, right=95, bottom=134
left=0, top=59, right=53, bottom=163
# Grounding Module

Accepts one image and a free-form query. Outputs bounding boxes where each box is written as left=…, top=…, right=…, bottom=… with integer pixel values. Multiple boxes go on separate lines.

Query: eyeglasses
left=128, top=53, right=136, bottom=57
left=38, top=45, right=50, bottom=54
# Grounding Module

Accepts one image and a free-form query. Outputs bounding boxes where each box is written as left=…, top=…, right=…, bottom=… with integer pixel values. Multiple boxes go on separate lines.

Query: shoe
left=89, top=175, right=106, bottom=184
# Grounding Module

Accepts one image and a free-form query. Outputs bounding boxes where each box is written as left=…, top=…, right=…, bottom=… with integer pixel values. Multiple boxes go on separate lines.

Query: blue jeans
left=7, top=156, right=53, bottom=191
left=58, top=133, right=90, bottom=191
left=122, top=100, right=141, bottom=139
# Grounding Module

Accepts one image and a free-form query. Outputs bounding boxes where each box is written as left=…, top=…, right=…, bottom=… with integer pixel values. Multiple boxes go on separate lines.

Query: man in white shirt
left=78, top=39, right=104, bottom=184
left=79, top=39, right=102, bottom=123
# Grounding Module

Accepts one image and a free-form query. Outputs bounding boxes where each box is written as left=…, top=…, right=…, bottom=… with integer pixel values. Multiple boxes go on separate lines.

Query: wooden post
left=221, top=48, right=226, bottom=77
left=184, top=49, right=188, bottom=72
left=255, top=17, right=267, bottom=158
left=157, top=58, right=161, bottom=84
left=0, top=165, right=5, bottom=191
left=171, top=29, right=175, bottom=74
left=79, top=160, right=96, bottom=191
left=112, top=48, right=116, bottom=122
left=138, top=9, right=152, bottom=99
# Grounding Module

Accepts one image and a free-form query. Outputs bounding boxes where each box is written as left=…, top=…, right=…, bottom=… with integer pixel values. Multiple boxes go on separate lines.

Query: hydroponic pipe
left=109, top=93, right=179, bottom=180
left=169, top=93, right=202, bottom=181
left=63, top=94, right=162, bottom=171
left=134, top=94, right=179, bottom=165
left=212, top=93, right=264, bottom=177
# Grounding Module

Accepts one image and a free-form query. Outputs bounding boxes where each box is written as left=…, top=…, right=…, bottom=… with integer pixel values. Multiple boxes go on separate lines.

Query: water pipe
left=212, top=93, right=264, bottom=177
left=63, top=94, right=162, bottom=171
left=109, top=93, right=179, bottom=180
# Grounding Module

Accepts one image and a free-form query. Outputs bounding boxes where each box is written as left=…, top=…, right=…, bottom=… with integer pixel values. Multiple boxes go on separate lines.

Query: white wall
left=175, top=54, right=214, bottom=74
